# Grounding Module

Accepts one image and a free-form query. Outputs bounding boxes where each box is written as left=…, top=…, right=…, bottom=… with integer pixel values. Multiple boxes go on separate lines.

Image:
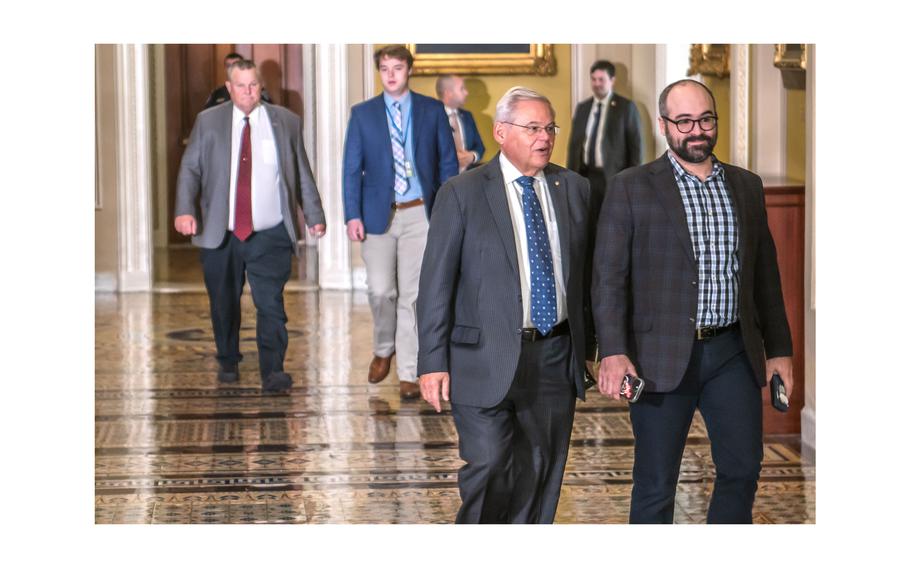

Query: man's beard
left=668, top=132, right=717, bottom=163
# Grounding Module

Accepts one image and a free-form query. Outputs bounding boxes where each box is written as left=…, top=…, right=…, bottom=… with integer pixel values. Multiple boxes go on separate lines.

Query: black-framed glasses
left=661, top=115, right=718, bottom=133
left=502, top=121, right=560, bottom=136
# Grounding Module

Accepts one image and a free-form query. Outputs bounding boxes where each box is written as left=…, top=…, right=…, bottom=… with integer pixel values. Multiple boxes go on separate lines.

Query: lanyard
left=385, top=100, right=411, bottom=148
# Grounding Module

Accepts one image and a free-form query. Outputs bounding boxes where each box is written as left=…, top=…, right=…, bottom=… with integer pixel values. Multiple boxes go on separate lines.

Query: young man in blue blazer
left=342, top=45, right=458, bottom=399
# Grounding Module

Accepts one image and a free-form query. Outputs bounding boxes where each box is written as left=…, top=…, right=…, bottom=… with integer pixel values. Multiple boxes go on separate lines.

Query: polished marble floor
left=95, top=290, right=815, bottom=524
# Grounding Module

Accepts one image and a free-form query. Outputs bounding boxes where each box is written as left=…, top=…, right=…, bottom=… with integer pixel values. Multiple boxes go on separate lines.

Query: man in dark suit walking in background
left=593, top=79, right=794, bottom=523
left=342, top=45, right=458, bottom=399
left=175, top=59, right=325, bottom=394
left=567, top=59, right=643, bottom=213
left=417, top=87, right=596, bottom=523
left=436, top=74, right=485, bottom=172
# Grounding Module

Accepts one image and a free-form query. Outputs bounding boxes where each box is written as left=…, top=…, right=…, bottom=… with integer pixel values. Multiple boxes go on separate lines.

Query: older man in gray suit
left=417, top=87, right=597, bottom=523
left=175, top=59, right=326, bottom=394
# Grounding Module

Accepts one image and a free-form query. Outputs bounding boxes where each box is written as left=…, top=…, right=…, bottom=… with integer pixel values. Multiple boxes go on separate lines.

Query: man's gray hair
left=494, top=86, right=555, bottom=123
left=227, top=59, right=263, bottom=83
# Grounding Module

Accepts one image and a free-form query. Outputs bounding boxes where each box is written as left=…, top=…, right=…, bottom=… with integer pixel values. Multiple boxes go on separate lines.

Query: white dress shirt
left=228, top=104, right=284, bottom=232
left=498, top=153, right=567, bottom=328
left=446, top=105, right=479, bottom=164
left=582, top=92, right=611, bottom=169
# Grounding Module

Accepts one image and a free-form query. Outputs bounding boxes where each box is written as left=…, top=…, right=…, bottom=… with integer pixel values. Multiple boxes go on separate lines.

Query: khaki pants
left=361, top=206, right=428, bottom=383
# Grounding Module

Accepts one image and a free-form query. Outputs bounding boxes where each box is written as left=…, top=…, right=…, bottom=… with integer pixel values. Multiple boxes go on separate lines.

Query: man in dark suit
left=175, top=59, right=326, bottom=393
left=343, top=45, right=458, bottom=400
left=435, top=74, right=485, bottom=172
left=417, top=87, right=596, bottom=523
left=592, top=79, right=794, bottom=523
left=203, top=52, right=273, bottom=110
left=567, top=59, right=643, bottom=213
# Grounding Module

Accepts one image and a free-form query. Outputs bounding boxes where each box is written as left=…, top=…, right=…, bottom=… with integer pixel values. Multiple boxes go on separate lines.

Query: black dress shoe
left=217, top=364, right=239, bottom=384
left=262, top=371, right=293, bottom=394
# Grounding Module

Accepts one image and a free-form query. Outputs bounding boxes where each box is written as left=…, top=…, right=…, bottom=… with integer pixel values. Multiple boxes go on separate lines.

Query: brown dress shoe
left=399, top=381, right=421, bottom=400
left=368, top=353, right=393, bottom=384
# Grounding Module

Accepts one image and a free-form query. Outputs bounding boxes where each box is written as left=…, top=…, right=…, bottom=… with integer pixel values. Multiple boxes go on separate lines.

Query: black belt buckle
left=520, top=329, right=539, bottom=342
left=696, top=326, right=717, bottom=340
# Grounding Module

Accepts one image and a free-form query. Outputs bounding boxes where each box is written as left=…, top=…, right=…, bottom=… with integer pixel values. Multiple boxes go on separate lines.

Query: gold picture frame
left=406, top=44, right=556, bottom=76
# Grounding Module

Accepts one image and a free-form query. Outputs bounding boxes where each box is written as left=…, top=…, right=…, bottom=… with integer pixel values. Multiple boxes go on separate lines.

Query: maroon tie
left=234, top=116, right=253, bottom=241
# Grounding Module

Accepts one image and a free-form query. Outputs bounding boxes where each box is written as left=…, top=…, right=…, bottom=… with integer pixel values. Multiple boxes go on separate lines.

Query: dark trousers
left=199, top=224, right=293, bottom=381
left=628, top=325, right=763, bottom=524
left=450, top=334, right=576, bottom=524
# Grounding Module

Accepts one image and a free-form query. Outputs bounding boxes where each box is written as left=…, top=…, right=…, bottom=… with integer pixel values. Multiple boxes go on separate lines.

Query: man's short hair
left=374, top=45, right=414, bottom=70
left=227, top=59, right=261, bottom=82
left=435, top=74, right=456, bottom=98
left=224, top=52, right=244, bottom=63
left=658, top=79, right=716, bottom=117
left=590, top=60, right=616, bottom=79
left=494, top=86, right=555, bottom=124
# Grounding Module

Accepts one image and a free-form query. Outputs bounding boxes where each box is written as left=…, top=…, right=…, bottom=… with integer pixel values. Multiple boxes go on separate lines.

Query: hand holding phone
left=771, top=373, right=790, bottom=412
left=620, top=374, right=645, bottom=403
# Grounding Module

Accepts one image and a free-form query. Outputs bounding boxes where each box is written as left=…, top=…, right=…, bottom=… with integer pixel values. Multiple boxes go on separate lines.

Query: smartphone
left=771, top=373, right=790, bottom=412
left=621, top=374, right=645, bottom=403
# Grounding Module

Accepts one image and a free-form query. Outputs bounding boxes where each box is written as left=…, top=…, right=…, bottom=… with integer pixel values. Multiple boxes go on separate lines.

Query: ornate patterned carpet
left=95, top=291, right=815, bottom=524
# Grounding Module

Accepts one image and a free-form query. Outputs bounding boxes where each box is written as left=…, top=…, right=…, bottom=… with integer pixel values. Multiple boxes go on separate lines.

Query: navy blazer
left=343, top=91, right=458, bottom=234
left=457, top=108, right=485, bottom=164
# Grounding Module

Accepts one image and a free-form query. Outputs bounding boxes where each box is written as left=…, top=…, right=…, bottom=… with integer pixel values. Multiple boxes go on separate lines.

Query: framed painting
left=406, top=44, right=556, bottom=75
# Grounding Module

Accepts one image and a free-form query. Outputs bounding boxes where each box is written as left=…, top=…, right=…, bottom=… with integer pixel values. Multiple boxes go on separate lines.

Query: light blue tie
left=391, top=102, right=408, bottom=195
left=516, top=175, right=557, bottom=335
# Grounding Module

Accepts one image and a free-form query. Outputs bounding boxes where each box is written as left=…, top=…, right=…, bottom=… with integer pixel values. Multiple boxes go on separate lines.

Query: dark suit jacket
left=456, top=108, right=485, bottom=164
left=592, top=153, right=793, bottom=393
left=342, top=91, right=458, bottom=234
left=417, top=154, right=597, bottom=408
left=175, top=102, right=325, bottom=256
left=567, top=93, right=643, bottom=182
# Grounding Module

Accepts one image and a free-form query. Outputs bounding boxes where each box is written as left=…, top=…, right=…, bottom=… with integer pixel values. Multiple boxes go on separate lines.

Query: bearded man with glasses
left=592, top=79, right=794, bottom=523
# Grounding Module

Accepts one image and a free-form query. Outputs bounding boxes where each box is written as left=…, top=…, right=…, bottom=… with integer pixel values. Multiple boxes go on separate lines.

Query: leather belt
left=521, top=320, right=570, bottom=342
left=392, top=198, right=424, bottom=210
left=695, top=322, right=738, bottom=340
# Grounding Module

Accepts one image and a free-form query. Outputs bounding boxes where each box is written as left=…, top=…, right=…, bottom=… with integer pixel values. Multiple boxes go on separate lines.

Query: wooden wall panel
left=762, top=183, right=805, bottom=435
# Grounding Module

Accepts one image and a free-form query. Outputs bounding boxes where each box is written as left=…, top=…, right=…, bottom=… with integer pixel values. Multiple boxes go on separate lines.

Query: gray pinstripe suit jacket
left=175, top=102, right=325, bottom=256
left=592, top=152, right=793, bottom=393
left=416, top=154, right=597, bottom=408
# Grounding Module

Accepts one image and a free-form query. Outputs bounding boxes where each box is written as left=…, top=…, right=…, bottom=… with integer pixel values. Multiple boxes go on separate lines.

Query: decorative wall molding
left=115, top=44, right=153, bottom=292
left=730, top=44, right=750, bottom=168
left=315, top=44, right=353, bottom=290
left=801, top=406, right=815, bottom=451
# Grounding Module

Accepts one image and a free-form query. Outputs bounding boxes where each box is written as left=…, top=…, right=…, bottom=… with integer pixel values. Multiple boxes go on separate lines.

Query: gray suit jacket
left=592, top=153, right=793, bottom=393
left=417, top=155, right=597, bottom=408
left=175, top=102, right=325, bottom=255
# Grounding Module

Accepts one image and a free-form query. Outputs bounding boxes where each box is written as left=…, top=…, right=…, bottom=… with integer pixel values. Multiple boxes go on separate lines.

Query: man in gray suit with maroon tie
left=417, top=87, right=597, bottom=523
left=175, top=59, right=326, bottom=394
left=593, top=79, right=794, bottom=523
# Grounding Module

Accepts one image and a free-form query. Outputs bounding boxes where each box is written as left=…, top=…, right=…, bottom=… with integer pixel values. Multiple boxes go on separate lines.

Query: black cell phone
left=621, top=374, right=645, bottom=403
left=771, top=373, right=790, bottom=412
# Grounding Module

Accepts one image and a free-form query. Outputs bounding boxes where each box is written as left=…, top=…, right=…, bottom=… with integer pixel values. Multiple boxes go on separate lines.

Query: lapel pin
left=555, top=180, right=560, bottom=187
left=611, top=100, right=617, bottom=107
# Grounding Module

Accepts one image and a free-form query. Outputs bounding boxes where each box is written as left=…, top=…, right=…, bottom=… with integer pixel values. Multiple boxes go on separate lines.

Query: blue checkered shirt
left=668, top=153, right=740, bottom=328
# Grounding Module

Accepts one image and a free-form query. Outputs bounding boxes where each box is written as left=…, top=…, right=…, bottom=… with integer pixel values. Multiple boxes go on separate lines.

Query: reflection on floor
left=95, top=291, right=815, bottom=524
left=153, top=245, right=315, bottom=290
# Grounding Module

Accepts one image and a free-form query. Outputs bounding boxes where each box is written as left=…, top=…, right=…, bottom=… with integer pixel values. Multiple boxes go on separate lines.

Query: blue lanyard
left=385, top=101, right=411, bottom=148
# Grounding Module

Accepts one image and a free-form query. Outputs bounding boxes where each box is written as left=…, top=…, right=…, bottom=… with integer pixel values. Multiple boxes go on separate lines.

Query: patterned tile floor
left=95, top=291, right=815, bottom=524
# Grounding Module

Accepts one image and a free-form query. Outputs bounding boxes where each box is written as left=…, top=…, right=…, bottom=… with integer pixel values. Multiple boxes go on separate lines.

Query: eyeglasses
left=661, top=115, right=718, bottom=133
left=502, top=122, right=560, bottom=136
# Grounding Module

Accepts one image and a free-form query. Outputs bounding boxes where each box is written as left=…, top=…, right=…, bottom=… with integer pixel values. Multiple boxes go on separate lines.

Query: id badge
left=404, top=160, right=414, bottom=178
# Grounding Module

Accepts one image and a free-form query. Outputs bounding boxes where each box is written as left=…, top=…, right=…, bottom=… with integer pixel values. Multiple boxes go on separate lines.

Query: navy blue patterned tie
left=516, top=175, right=557, bottom=335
